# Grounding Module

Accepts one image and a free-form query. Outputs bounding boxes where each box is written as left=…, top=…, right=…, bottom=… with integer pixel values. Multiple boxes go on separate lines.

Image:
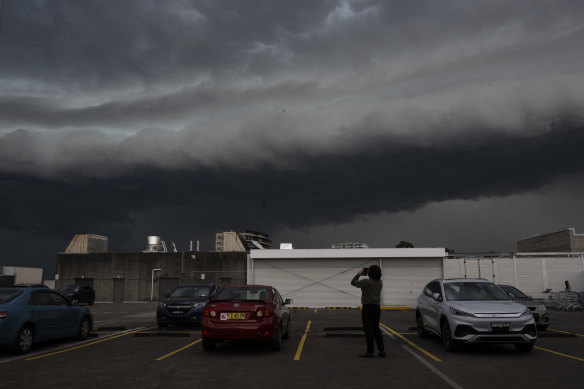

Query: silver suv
left=416, top=278, right=537, bottom=352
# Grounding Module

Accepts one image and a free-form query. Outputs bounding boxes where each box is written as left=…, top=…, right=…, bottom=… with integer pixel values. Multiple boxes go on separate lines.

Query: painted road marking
left=401, top=344, right=463, bottom=389
left=156, top=339, right=202, bottom=360
left=294, top=320, right=312, bottom=361
left=380, top=323, right=442, bottom=362
left=93, top=320, right=118, bottom=326
left=535, top=346, right=584, bottom=362
left=25, top=326, right=157, bottom=361
left=548, top=328, right=584, bottom=337
left=379, top=325, right=461, bottom=389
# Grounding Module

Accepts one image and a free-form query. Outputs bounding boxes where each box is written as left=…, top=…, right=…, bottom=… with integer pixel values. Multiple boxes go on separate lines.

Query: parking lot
left=0, top=303, right=583, bottom=389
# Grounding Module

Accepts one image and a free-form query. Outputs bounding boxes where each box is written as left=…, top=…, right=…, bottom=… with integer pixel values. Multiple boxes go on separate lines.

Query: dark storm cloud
left=2, top=1, right=584, bottom=274
left=2, top=118, right=583, bottom=245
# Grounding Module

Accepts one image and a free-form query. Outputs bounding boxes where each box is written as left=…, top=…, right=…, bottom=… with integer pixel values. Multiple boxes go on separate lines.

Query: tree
left=395, top=240, right=414, bottom=248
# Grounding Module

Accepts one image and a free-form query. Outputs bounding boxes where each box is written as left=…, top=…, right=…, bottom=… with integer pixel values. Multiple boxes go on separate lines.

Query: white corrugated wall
left=443, top=255, right=584, bottom=298
left=249, top=251, right=583, bottom=307
left=381, top=258, right=442, bottom=307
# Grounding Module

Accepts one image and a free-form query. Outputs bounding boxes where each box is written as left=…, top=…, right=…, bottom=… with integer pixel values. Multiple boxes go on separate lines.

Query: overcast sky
left=1, top=0, right=584, bottom=278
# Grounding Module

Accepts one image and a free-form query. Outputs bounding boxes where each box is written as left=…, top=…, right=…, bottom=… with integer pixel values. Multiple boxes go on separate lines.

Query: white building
left=249, top=248, right=445, bottom=308
left=248, top=248, right=584, bottom=308
left=0, top=266, right=44, bottom=286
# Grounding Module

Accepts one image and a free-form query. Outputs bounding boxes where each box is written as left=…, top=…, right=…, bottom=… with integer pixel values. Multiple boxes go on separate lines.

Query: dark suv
left=157, top=284, right=216, bottom=328
left=497, top=285, right=549, bottom=330
left=59, top=285, right=96, bottom=305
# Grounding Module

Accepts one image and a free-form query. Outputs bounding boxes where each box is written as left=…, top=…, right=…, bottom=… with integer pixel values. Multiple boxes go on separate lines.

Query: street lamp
left=151, top=268, right=162, bottom=301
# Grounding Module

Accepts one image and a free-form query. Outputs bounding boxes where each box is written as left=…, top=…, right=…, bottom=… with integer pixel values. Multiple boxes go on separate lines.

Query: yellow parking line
left=294, top=320, right=312, bottom=361
left=380, top=323, right=442, bottom=362
left=535, top=346, right=584, bottom=362
left=548, top=328, right=584, bottom=337
left=26, top=326, right=157, bottom=361
left=156, top=339, right=202, bottom=361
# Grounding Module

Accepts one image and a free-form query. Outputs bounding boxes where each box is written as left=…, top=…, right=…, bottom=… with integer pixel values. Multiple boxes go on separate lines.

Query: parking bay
left=0, top=304, right=583, bottom=389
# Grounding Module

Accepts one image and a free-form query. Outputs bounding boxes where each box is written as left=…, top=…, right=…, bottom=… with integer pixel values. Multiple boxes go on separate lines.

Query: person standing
left=351, top=265, right=385, bottom=358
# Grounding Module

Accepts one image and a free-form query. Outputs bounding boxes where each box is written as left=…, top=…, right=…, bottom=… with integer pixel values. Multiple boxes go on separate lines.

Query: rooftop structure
left=331, top=242, right=369, bottom=249
left=215, top=230, right=271, bottom=252
left=517, top=228, right=584, bottom=253
left=65, top=233, right=108, bottom=253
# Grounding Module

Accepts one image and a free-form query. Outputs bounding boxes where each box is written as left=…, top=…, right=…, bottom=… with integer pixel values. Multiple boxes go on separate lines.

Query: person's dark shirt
left=351, top=274, right=382, bottom=305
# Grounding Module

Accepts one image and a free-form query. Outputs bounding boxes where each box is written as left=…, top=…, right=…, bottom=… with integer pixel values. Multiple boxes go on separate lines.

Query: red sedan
left=201, top=285, right=292, bottom=351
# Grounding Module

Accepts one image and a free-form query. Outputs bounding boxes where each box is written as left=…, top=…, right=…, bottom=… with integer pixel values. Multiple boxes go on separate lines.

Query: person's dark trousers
left=362, top=304, right=384, bottom=353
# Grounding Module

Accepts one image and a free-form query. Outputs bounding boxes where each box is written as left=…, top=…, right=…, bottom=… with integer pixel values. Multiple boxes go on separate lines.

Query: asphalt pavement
left=0, top=303, right=583, bottom=389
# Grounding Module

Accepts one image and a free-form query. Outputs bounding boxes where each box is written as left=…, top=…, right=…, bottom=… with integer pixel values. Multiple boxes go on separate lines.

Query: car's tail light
left=203, top=308, right=216, bottom=317
left=256, top=306, right=273, bottom=318
left=0, top=312, right=8, bottom=319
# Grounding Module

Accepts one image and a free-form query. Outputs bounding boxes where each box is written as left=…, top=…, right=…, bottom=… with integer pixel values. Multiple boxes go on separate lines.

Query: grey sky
left=1, top=1, right=583, bottom=277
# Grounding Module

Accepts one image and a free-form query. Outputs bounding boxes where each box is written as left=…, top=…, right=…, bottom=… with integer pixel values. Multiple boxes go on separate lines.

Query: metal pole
left=151, top=269, right=162, bottom=301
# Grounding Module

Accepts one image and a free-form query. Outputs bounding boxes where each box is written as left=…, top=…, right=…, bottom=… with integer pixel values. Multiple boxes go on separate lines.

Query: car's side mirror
left=507, top=292, right=516, bottom=300
left=432, top=293, right=442, bottom=302
left=284, top=298, right=293, bottom=305
left=164, top=293, right=170, bottom=298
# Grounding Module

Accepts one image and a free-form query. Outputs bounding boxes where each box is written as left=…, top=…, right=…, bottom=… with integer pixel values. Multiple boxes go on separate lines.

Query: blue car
left=157, top=284, right=216, bottom=328
left=0, top=288, right=93, bottom=354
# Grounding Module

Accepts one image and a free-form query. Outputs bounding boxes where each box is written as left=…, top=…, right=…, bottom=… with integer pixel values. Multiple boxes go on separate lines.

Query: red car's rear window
left=215, top=287, right=270, bottom=301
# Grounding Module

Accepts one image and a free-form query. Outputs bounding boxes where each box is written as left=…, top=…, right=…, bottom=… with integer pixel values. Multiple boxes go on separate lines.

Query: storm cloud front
left=1, top=0, right=584, bottom=275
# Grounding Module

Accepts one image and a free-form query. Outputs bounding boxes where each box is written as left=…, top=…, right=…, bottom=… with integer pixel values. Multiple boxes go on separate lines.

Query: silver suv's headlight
left=537, top=304, right=547, bottom=314
left=520, top=308, right=532, bottom=317
left=450, top=307, right=475, bottom=317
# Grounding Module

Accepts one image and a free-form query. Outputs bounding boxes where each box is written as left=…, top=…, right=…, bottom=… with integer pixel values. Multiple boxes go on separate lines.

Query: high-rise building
left=215, top=230, right=271, bottom=252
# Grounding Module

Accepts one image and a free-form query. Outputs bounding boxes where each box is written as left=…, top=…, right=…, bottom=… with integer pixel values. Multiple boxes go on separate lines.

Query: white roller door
left=249, top=248, right=447, bottom=308
left=381, top=258, right=443, bottom=307
left=251, top=258, right=372, bottom=308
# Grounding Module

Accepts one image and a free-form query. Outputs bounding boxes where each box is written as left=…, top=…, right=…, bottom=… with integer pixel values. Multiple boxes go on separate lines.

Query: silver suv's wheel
left=441, top=320, right=458, bottom=352
left=416, top=312, right=429, bottom=339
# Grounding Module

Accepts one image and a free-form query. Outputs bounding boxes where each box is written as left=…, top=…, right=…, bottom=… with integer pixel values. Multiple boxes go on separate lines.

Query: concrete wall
left=56, top=251, right=248, bottom=302
left=517, top=228, right=584, bottom=252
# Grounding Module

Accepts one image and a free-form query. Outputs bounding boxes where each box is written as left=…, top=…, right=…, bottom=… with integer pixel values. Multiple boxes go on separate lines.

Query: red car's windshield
left=215, top=287, right=270, bottom=301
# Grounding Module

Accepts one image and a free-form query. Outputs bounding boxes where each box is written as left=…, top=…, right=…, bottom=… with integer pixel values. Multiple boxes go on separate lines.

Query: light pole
left=151, top=268, right=162, bottom=301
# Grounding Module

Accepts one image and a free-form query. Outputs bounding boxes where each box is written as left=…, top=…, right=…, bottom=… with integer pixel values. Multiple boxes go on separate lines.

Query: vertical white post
left=541, top=258, right=548, bottom=291
left=513, top=255, right=519, bottom=288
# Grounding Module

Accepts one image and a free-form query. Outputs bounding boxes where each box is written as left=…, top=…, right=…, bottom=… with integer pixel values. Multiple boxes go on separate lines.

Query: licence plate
left=491, top=322, right=510, bottom=332
left=226, top=312, right=246, bottom=320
